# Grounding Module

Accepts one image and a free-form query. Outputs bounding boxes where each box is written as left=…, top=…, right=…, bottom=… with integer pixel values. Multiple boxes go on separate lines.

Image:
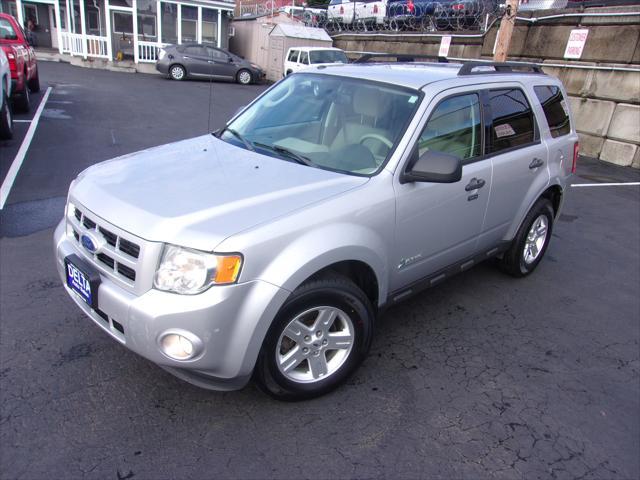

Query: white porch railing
left=138, top=41, right=167, bottom=63
left=61, top=32, right=109, bottom=59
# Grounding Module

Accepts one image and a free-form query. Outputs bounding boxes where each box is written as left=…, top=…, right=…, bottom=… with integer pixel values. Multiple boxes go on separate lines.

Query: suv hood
left=71, top=135, right=368, bottom=251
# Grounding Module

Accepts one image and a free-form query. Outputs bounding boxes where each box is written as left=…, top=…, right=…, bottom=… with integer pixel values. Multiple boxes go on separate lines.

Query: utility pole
left=493, top=0, right=518, bottom=62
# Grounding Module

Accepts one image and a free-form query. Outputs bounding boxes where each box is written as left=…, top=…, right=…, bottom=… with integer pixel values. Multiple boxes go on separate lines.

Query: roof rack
left=354, top=53, right=449, bottom=64
left=457, top=61, right=545, bottom=76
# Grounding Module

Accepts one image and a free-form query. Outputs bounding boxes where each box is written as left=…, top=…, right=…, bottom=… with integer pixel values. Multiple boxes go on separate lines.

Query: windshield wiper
left=254, top=142, right=314, bottom=167
left=215, top=127, right=255, bottom=152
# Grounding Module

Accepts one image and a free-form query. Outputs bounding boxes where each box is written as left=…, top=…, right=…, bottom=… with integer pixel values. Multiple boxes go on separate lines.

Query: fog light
left=159, top=330, right=202, bottom=361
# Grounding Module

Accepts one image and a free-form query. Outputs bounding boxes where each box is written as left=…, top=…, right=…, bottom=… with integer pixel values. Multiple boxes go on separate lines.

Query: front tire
left=237, top=69, right=252, bottom=85
left=254, top=274, right=375, bottom=401
left=499, top=198, right=555, bottom=277
left=0, top=91, right=13, bottom=140
left=169, top=64, right=186, bottom=81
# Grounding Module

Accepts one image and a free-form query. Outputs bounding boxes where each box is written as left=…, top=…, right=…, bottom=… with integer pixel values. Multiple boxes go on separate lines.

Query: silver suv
left=54, top=60, right=578, bottom=400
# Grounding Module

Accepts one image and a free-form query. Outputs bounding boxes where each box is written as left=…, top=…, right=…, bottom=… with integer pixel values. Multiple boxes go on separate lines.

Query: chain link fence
left=235, top=0, right=634, bottom=34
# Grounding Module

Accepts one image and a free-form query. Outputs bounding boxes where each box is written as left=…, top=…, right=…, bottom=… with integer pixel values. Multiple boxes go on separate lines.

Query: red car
left=0, top=13, right=39, bottom=112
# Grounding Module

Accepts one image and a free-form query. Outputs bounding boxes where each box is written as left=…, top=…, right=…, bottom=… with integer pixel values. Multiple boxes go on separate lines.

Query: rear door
left=181, top=45, right=210, bottom=76
left=392, top=88, right=492, bottom=291
left=477, top=83, right=550, bottom=251
left=533, top=83, right=576, bottom=178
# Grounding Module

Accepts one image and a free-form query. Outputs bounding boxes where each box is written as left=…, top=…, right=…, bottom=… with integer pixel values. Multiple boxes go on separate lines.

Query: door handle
left=465, top=178, right=486, bottom=191
left=529, top=158, right=545, bottom=169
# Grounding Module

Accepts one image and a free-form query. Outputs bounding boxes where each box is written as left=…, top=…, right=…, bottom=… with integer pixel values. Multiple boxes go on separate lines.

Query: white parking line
left=572, top=182, right=640, bottom=187
left=0, top=87, right=52, bottom=210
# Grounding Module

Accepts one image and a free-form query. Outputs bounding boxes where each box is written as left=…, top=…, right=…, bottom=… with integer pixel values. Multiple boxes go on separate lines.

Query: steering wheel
left=359, top=133, right=393, bottom=152
left=263, top=81, right=295, bottom=107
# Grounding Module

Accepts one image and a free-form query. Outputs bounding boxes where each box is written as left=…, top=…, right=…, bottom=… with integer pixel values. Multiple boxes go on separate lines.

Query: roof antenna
left=207, top=49, right=214, bottom=134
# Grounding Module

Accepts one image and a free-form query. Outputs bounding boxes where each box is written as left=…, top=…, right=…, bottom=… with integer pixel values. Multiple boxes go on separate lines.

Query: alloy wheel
left=276, top=306, right=354, bottom=383
left=523, top=215, right=548, bottom=264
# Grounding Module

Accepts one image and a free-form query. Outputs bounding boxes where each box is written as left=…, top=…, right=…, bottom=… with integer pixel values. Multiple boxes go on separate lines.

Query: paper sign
left=439, top=36, right=452, bottom=57
left=495, top=123, right=516, bottom=138
left=564, top=29, right=589, bottom=59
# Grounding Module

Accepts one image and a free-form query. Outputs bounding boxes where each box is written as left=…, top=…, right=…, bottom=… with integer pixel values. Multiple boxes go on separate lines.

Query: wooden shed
left=229, top=13, right=302, bottom=76
left=266, top=24, right=332, bottom=81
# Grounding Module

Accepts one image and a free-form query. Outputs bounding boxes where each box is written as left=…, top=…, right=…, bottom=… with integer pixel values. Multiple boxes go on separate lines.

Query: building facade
left=0, top=0, right=235, bottom=63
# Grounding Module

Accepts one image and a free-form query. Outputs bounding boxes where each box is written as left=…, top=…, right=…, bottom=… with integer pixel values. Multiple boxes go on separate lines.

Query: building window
left=87, top=8, right=100, bottom=32
left=137, top=13, right=156, bottom=38
left=181, top=5, right=197, bottom=43
left=23, top=4, right=38, bottom=25
left=160, top=2, right=177, bottom=44
left=202, top=8, right=217, bottom=45
left=112, top=11, right=133, bottom=35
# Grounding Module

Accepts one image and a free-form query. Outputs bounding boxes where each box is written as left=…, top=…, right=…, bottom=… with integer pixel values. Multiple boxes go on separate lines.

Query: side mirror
left=400, top=150, right=463, bottom=184
left=228, top=56, right=233, bottom=63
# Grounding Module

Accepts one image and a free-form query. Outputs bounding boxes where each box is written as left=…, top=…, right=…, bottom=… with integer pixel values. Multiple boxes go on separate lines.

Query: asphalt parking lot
left=1, top=61, right=639, bottom=480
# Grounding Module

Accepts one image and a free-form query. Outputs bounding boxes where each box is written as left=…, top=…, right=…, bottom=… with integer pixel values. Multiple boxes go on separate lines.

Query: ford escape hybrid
left=54, top=59, right=578, bottom=400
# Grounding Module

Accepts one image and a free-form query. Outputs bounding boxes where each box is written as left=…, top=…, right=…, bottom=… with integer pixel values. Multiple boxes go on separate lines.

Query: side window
left=184, top=46, right=206, bottom=56
left=534, top=85, right=571, bottom=138
left=287, top=50, right=299, bottom=62
left=208, top=48, right=228, bottom=61
left=488, top=88, right=536, bottom=153
left=417, top=93, right=482, bottom=160
left=299, top=51, right=309, bottom=64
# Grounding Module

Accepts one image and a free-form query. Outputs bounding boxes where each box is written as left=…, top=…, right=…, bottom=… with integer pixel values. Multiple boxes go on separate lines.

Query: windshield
left=0, top=19, right=18, bottom=40
left=221, top=73, right=421, bottom=176
left=309, top=50, right=348, bottom=64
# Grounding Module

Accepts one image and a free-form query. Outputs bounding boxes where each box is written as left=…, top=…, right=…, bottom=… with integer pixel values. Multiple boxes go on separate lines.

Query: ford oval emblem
left=80, top=234, right=98, bottom=253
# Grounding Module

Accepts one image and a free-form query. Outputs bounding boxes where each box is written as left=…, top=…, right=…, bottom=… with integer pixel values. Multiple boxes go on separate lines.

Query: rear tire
left=254, top=273, right=375, bottom=401
left=0, top=91, right=13, bottom=140
left=13, top=84, right=30, bottom=113
left=499, top=198, right=555, bottom=277
left=28, top=69, right=40, bottom=93
left=169, top=64, right=186, bottom=81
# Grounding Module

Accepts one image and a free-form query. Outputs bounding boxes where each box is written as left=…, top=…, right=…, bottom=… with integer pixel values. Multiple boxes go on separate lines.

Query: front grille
left=99, top=227, right=117, bottom=247
left=117, top=263, right=136, bottom=281
left=119, top=238, right=140, bottom=259
left=71, top=206, right=141, bottom=286
left=97, top=253, right=115, bottom=269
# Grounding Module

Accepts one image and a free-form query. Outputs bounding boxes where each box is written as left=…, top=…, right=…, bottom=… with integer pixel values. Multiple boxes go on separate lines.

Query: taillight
left=373, top=4, right=378, bottom=13
left=408, top=0, right=415, bottom=12
left=572, top=141, right=579, bottom=174
left=452, top=3, right=465, bottom=10
left=6, top=53, right=16, bottom=73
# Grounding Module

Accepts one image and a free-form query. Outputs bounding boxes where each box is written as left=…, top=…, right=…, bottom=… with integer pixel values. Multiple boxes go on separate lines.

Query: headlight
left=153, top=245, right=242, bottom=294
left=250, top=63, right=260, bottom=70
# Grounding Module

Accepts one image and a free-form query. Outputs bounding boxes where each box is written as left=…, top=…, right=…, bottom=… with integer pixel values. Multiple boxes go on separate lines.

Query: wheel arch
left=507, top=183, right=564, bottom=241
left=297, top=259, right=380, bottom=310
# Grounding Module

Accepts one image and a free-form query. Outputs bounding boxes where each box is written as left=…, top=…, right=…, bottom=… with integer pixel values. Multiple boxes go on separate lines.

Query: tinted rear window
left=534, top=85, right=571, bottom=138
left=488, top=88, right=536, bottom=153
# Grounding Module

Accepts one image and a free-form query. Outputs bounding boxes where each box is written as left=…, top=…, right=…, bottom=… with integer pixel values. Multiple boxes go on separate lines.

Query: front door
left=111, top=10, right=134, bottom=60
left=392, top=90, right=491, bottom=292
left=48, top=6, right=58, bottom=49
left=207, top=46, right=237, bottom=79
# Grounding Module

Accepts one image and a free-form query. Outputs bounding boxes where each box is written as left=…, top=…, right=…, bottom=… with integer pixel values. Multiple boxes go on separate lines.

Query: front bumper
left=53, top=219, right=289, bottom=391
